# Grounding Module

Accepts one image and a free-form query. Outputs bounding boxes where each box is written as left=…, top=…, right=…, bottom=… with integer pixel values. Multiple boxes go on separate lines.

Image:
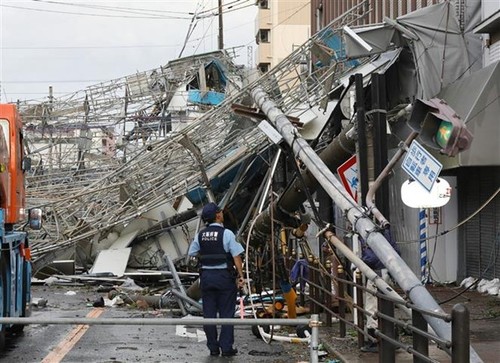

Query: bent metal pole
left=250, top=87, right=482, bottom=363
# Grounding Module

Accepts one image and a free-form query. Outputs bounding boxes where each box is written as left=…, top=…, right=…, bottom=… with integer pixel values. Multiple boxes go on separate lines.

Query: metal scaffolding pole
left=250, top=87, right=482, bottom=363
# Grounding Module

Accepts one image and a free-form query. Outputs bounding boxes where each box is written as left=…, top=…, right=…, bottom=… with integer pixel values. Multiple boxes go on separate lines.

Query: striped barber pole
left=419, top=208, right=429, bottom=283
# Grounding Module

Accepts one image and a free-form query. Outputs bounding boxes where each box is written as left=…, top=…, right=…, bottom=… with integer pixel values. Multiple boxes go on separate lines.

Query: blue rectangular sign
left=402, top=140, right=443, bottom=192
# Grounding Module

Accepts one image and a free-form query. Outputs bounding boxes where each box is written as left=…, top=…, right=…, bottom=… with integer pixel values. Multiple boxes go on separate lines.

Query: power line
left=2, top=80, right=107, bottom=84
left=1, top=3, right=191, bottom=19
left=195, top=0, right=252, bottom=16
left=193, top=16, right=216, bottom=55
left=30, top=0, right=190, bottom=16
left=2, top=44, right=181, bottom=50
left=178, top=0, right=207, bottom=58
left=1, top=1, right=259, bottom=97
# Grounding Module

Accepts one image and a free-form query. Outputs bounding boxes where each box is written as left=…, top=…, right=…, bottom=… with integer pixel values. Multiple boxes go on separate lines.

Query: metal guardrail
left=0, top=315, right=321, bottom=363
left=291, top=256, right=472, bottom=363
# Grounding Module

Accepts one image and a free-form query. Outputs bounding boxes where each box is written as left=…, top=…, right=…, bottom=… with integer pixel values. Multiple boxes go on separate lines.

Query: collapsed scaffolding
left=19, top=1, right=372, bottom=270
left=14, top=1, right=484, bottom=361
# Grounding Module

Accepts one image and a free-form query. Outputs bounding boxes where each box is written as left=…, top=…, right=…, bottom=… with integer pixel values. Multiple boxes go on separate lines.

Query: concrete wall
left=255, top=0, right=311, bottom=70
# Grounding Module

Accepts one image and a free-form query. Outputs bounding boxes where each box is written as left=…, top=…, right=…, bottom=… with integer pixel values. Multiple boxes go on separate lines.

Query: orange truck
left=0, top=104, right=41, bottom=349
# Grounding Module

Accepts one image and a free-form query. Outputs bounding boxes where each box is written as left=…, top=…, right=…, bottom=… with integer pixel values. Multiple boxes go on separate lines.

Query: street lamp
left=407, top=98, right=473, bottom=157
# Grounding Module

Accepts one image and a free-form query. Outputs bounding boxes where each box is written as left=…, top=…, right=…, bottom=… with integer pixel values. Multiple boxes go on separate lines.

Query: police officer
left=188, top=202, right=245, bottom=357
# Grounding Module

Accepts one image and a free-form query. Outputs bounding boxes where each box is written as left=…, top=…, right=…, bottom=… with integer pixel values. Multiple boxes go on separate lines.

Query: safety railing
left=291, top=256, right=471, bottom=363
left=0, top=315, right=321, bottom=363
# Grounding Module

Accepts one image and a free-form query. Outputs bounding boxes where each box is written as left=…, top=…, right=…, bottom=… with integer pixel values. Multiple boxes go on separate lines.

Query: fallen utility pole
left=251, top=112, right=356, bottom=243
left=250, top=87, right=482, bottom=363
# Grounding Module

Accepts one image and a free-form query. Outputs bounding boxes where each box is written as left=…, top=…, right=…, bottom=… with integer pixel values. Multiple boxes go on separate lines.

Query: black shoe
left=210, top=350, right=220, bottom=356
left=221, top=348, right=238, bottom=357
left=360, top=342, right=378, bottom=353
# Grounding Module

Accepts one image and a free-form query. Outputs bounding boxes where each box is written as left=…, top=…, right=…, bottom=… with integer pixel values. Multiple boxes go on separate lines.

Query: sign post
left=337, top=155, right=358, bottom=202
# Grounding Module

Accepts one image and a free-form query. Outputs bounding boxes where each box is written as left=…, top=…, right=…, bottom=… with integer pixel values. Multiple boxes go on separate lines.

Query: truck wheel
left=9, top=261, right=28, bottom=334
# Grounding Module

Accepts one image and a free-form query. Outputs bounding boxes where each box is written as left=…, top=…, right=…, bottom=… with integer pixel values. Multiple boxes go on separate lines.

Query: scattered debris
left=135, top=299, right=150, bottom=310
left=31, top=298, right=47, bottom=308
left=92, top=297, right=105, bottom=307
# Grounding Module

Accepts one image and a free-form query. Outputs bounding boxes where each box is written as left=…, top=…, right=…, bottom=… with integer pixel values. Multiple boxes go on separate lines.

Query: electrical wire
left=3, top=44, right=182, bottom=50
left=464, top=94, right=500, bottom=125
left=30, top=0, right=191, bottom=16
left=1, top=3, right=190, bottom=19
left=1, top=1, right=254, bottom=91
left=196, top=0, right=252, bottom=16
left=437, top=278, right=479, bottom=305
left=178, top=7, right=202, bottom=58
left=435, top=224, right=499, bottom=304
left=192, top=16, right=216, bottom=56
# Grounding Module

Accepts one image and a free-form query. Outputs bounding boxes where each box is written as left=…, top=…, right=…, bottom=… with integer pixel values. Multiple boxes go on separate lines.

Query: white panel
left=120, top=202, right=177, bottom=235
left=109, top=230, right=138, bottom=249
left=90, top=248, right=131, bottom=277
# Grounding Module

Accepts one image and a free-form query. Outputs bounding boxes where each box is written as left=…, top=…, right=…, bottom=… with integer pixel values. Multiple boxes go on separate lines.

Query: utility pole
left=371, top=73, right=389, bottom=217
left=355, top=74, right=369, bottom=206
left=218, top=0, right=224, bottom=50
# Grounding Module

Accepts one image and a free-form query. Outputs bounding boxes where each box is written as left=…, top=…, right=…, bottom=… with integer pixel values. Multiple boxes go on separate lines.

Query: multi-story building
left=255, top=0, right=311, bottom=73
left=310, top=0, right=442, bottom=34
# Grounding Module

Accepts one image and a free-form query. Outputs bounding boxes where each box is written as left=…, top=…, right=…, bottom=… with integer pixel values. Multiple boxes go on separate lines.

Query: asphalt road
left=0, top=283, right=312, bottom=363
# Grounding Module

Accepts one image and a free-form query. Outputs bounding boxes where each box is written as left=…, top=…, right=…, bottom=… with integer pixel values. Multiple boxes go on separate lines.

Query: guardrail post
left=314, top=257, right=321, bottom=315
left=379, top=294, right=396, bottom=363
left=356, top=271, right=365, bottom=348
left=451, top=303, right=469, bottom=363
left=310, top=314, right=320, bottom=363
left=308, top=255, right=315, bottom=313
left=338, top=264, right=346, bottom=337
left=412, top=309, right=428, bottom=363
left=324, top=260, right=333, bottom=327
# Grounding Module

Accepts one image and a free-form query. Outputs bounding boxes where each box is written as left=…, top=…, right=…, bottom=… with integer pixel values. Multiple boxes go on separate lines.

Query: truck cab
left=0, top=104, right=38, bottom=349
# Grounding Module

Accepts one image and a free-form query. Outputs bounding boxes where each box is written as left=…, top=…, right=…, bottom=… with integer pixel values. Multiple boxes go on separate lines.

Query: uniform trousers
left=200, top=268, right=237, bottom=352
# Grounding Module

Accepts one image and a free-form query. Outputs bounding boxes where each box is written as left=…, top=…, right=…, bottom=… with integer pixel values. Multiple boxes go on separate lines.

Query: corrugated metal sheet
left=489, top=41, right=500, bottom=64
left=459, top=166, right=500, bottom=280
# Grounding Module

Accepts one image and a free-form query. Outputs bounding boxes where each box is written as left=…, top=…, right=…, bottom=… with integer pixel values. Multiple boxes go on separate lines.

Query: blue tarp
left=316, top=28, right=360, bottom=68
left=187, top=59, right=228, bottom=105
left=185, top=163, right=241, bottom=205
left=187, top=90, right=225, bottom=105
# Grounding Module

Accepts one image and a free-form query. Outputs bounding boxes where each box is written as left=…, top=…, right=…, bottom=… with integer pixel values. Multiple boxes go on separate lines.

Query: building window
left=258, top=0, right=269, bottom=9
left=258, top=29, right=270, bottom=44
left=258, top=63, right=270, bottom=74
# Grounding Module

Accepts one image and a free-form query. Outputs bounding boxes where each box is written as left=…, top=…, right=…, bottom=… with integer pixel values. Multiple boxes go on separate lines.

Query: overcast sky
left=0, top=0, right=257, bottom=103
